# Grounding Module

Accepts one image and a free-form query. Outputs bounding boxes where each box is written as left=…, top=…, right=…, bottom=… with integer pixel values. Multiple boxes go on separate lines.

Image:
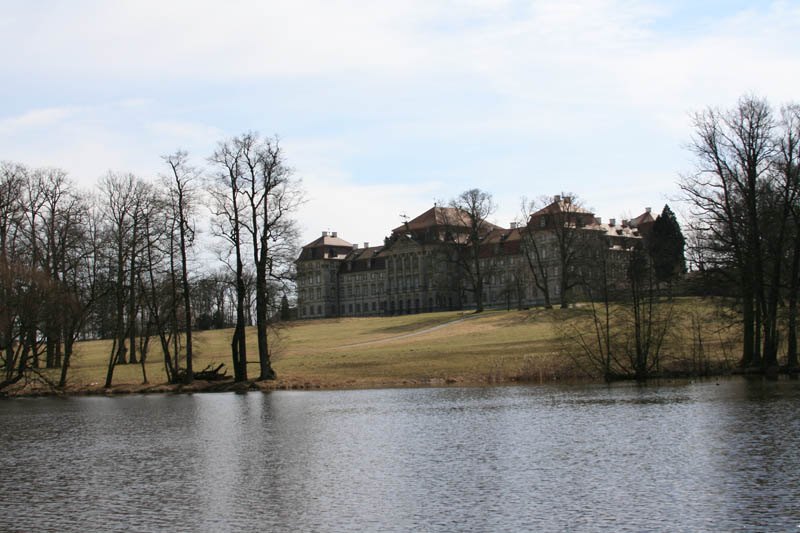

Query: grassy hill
left=27, top=298, right=738, bottom=394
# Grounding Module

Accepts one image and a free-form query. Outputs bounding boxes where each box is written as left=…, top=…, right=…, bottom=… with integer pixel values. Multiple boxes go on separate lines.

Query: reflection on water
left=1, top=378, right=799, bottom=532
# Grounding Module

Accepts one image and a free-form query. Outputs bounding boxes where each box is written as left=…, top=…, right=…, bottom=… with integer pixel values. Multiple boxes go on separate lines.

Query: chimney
left=554, top=194, right=561, bottom=203
left=564, top=196, right=572, bottom=204
left=595, top=217, right=601, bottom=225
left=332, top=231, right=338, bottom=237
left=509, top=222, right=517, bottom=229
left=645, top=207, right=652, bottom=214
left=364, top=242, right=369, bottom=249
left=352, top=243, right=358, bottom=250
left=609, top=218, right=616, bottom=227
left=322, top=231, right=328, bottom=237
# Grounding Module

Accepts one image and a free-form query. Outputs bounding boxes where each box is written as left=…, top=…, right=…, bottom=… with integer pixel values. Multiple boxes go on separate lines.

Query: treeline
left=682, top=96, right=800, bottom=373
left=0, top=132, right=301, bottom=392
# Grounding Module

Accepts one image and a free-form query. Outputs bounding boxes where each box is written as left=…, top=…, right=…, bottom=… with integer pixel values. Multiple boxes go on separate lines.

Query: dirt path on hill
left=332, top=313, right=488, bottom=349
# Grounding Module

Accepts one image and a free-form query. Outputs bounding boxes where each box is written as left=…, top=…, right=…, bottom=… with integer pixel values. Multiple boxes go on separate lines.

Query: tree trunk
left=255, top=274, right=275, bottom=380
left=178, top=194, right=193, bottom=384
left=58, top=334, right=74, bottom=388
left=787, top=231, right=800, bottom=369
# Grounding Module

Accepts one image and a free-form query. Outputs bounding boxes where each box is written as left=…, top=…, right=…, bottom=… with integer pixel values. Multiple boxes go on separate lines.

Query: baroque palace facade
left=295, top=196, right=655, bottom=319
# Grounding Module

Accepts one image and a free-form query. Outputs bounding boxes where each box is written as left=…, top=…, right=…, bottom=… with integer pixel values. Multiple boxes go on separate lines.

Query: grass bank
left=7, top=299, right=742, bottom=396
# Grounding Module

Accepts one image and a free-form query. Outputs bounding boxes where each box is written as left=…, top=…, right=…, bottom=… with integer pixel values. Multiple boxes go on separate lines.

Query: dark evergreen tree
left=279, top=294, right=291, bottom=321
left=648, top=205, right=685, bottom=285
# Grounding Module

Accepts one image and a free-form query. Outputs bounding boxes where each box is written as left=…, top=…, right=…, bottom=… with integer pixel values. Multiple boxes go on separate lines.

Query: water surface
left=2, top=378, right=799, bottom=531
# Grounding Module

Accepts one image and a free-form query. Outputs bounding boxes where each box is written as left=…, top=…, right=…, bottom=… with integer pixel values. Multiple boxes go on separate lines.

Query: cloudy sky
left=2, top=0, right=799, bottom=247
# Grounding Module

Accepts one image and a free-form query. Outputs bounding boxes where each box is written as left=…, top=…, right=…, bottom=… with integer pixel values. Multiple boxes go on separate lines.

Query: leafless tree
left=208, top=139, right=249, bottom=381
left=445, top=188, right=497, bottom=313
left=681, top=96, right=783, bottom=369
left=519, top=198, right=553, bottom=308
left=777, top=104, right=800, bottom=369
left=238, top=133, right=302, bottom=379
left=521, top=194, right=593, bottom=308
left=562, top=235, right=674, bottom=381
left=98, top=172, right=150, bottom=388
left=163, top=150, right=199, bottom=383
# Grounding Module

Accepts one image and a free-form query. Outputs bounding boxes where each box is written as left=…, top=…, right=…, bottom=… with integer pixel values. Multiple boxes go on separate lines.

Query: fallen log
left=172, top=362, right=229, bottom=383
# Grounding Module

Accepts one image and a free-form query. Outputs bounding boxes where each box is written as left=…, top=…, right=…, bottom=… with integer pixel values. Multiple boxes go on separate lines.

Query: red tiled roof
left=629, top=210, right=655, bottom=228
left=392, top=206, right=501, bottom=234
left=301, top=234, right=353, bottom=249
left=343, top=246, right=384, bottom=261
left=530, top=200, right=594, bottom=219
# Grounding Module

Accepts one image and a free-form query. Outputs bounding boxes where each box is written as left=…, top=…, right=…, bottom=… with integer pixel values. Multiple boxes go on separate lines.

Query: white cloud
left=0, top=102, right=225, bottom=185
left=2, top=0, right=799, bottom=240
left=0, top=106, right=78, bottom=134
left=297, top=174, right=444, bottom=248
left=148, top=120, right=225, bottom=151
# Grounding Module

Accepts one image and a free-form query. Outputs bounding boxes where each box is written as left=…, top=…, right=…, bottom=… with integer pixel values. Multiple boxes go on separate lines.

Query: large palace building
left=295, top=196, right=655, bottom=319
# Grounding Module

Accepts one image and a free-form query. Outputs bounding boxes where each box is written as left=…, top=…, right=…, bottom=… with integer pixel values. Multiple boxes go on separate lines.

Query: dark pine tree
left=280, top=294, right=291, bottom=321
left=648, top=205, right=686, bottom=287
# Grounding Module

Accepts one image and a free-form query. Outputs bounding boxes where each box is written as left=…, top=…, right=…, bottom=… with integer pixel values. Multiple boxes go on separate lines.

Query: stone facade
left=295, top=198, right=654, bottom=319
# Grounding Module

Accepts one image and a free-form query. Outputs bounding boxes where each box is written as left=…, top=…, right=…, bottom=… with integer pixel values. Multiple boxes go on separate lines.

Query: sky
left=2, top=0, right=799, bottom=248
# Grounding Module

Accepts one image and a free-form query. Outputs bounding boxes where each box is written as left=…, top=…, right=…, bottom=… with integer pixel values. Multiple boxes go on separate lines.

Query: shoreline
left=4, top=366, right=798, bottom=399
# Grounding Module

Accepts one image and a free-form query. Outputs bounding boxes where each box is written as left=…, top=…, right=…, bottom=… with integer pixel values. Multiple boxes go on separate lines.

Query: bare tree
left=681, top=96, right=781, bottom=369
left=562, top=234, right=673, bottom=381
left=238, top=133, right=302, bottom=379
left=58, top=202, right=103, bottom=387
left=522, top=194, right=594, bottom=308
left=0, top=162, right=26, bottom=382
left=163, top=150, right=199, bottom=383
left=778, top=104, right=800, bottom=369
left=445, top=189, right=497, bottom=313
left=519, top=198, right=553, bottom=308
left=98, top=172, right=147, bottom=388
left=139, top=190, right=180, bottom=383
left=208, top=139, right=249, bottom=382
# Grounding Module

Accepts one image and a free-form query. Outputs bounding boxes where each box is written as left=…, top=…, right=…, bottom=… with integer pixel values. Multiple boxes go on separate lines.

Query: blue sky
left=2, top=0, right=799, bottom=247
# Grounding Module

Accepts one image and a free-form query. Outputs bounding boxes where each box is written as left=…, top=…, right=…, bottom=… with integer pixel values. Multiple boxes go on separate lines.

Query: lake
left=1, top=378, right=799, bottom=531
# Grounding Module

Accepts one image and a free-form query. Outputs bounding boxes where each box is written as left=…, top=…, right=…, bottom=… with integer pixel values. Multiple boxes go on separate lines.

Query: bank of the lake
left=5, top=302, right=742, bottom=397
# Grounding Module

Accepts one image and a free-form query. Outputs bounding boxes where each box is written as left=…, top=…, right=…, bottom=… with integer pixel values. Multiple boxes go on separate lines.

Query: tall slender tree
left=163, top=150, right=199, bottom=383
left=209, top=140, right=249, bottom=382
